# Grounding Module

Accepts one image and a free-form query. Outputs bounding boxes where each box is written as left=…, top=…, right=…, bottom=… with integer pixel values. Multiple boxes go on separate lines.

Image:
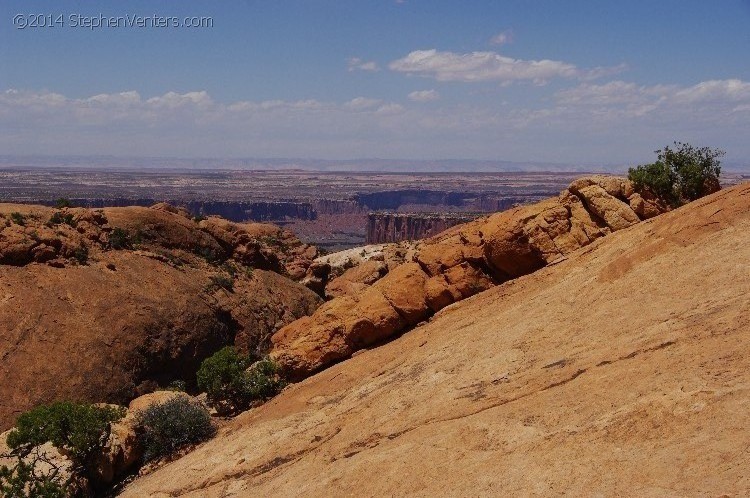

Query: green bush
left=241, top=357, right=286, bottom=401
left=205, top=274, right=234, bottom=293
left=196, top=246, right=222, bottom=264
left=136, top=397, right=215, bottom=462
left=55, top=198, right=72, bottom=209
left=0, top=459, right=67, bottom=498
left=47, top=212, right=77, bottom=228
left=72, top=245, right=89, bottom=265
left=629, top=142, right=724, bottom=206
left=196, top=347, right=285, bottom=414
left=1, top=402, right=124, bottom=497
left=108, top=227, right=131, bottom=250
left=10, top=212, right=25, bottom=226
left=5, top=402, right=125, bottom=463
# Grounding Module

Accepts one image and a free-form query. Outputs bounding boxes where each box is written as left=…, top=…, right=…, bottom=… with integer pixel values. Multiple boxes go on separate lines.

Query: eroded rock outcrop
left=271, top=176, right=670, bottom=379
left=0, top=203, right=322, bottom=430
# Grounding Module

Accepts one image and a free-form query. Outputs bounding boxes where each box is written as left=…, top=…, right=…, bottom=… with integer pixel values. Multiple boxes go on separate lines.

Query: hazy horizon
left=2, top=1, right=749, bottom=166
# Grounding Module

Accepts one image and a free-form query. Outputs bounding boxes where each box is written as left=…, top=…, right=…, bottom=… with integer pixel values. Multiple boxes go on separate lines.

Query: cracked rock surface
left=123, top=181, right=750, bottom=496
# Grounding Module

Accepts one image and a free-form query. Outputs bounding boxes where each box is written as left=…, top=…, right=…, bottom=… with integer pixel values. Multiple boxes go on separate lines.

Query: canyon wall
left=35, top=199, right=318, bottom=222
left=366, top=212, right=480, bottom=244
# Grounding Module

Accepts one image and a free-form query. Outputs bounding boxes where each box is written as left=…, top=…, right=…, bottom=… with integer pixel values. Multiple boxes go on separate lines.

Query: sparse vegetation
left=47, top=211, right=77, bottom=228
left=10, top=212, right=25, bottom=226
left=629, top=142, right=724, bottom=207
left=73, top=245, right=89, bottom=265
left=108, top=228, right=131, bottom=250
left=221, top=262, right=238, bottom=277
left=135, top=397, right=215, bottom=462
left=158, top=250, right=184, bottom=267
left=192, top=214, right=207, bottom=223
left=196, top=347, right=286, bottom=414
left=55, top=198, right=73, bottom=209
left=205, top=274, right=234, bottom=292
left=196, top=246, right=222, bottom=264
left=1, top=402, right=125, bottom=496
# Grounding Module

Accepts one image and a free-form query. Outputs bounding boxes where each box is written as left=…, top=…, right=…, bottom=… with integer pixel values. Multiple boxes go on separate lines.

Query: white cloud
left=86, top=91, right=141, bottom=105
left=344, top=97, right=382, bottom=110
left=489, top=30, right=514, bottom=46
left=1, top=84, right=748, bottom=163
left=672, top=79, right=750, bottom=103
left=408, top=89, right=440, bottom=102
left=554, top=79, right=750, bottom=118
left=389, top=49, right=620, bottom=84
left=375, top=103, right=405, bottom=115
left=555, top=81, right=673, bottom=106
left=580, top=63, right=629, bottom=81
left=347, top=57, right=380, bottom=72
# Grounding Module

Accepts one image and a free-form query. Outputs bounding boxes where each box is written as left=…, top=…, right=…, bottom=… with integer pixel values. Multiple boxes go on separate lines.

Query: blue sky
left=1, top=0, right=749, bottom=166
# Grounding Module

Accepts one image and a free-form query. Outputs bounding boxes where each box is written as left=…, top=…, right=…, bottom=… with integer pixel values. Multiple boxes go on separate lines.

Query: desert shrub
left=196, top=347, right=285, bottom=414
left=196, top=347, right=251, bottom=403
left=136, top=397, right=215, bottom=462
left=240, top=357, right=286, bottom=401
left=1, top=402, right=124, bottom=496
left=10, top=212, right=25, bottom=226
left=0, top=459, right=67, bottom=498
left=47, top=212, right=77, bottom=228
left=54, top=198, right=72, bottom=209
left=221, top=262, right=238, bottom=277
left=108, top=227, right=130, bottom=250
left=196, top=246, right=222, bottom=264
left=5, top=402, right=125, bottom=463
left=205, top=274, right=234, bottom=293
left=629, top=142, right=724, bottom=206
left=72, top=245, right=89, bottom=265
left=192, top=214, right=207, bottom=223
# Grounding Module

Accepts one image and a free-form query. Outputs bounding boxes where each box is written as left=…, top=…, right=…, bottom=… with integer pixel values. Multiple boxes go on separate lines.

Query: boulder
left=568, top=175, right=634, bottom=200
left=271, top=309, right=351, bottom=380
left=482, top=205, right=549, bottom=280
left=628, top=190, right=670, bottom=220
left=424, top=275, right=456, bottom=312
left=575, top=185, right=640, bottom=231
left=325, top=260, right=387, bottom=299
left=345, top=287, right=404, bottom=348
left=372, top=262, right=429, bottom=325
left=443, top=263, right=494, bottom=299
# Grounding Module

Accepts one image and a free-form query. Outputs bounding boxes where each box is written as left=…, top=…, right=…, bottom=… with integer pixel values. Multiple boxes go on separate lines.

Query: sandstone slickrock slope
left=121, top=182, right=750, bottom=496
left=0, top=204, right=321, bottom=430
left=272, top=176, right=665, bottom=379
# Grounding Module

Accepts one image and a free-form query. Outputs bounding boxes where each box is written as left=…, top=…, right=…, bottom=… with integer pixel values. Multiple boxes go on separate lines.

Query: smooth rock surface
left=122, top=182, right=750, bottom=497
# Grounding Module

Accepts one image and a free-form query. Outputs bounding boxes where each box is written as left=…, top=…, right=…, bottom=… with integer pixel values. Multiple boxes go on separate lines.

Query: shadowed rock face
left=121, top=181, right=750, bottom=498
left=0, top=203, right=322, bottom=430
left=271, top=176, right=669, bottom=380
left=365, top=212, right=479, bottom=244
